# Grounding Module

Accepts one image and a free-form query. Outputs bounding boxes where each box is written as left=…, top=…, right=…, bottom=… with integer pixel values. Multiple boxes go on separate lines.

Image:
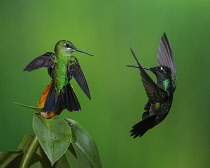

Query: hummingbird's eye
left=65, top=44, right=71, bottom=48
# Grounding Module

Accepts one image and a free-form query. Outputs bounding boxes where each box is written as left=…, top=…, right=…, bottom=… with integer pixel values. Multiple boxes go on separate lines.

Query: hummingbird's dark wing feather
left=158, top=33, right=176, bottom=80
left=23, top=52, right=55, bottom=72
left=129, top=48, right=166, bottom=100
left=68, top=60, right=91, bottom=100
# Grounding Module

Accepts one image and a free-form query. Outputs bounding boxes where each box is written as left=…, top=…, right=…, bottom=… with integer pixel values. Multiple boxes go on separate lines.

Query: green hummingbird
left=127, top=33, right=176, bottom=138
left=23, top=40, right=93, bottom=112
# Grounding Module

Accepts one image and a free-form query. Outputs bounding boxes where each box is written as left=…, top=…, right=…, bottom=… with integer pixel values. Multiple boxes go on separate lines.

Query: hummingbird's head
left=144, top=66, right=172, bottom=78
left=54, top=40, right=93, bottom=56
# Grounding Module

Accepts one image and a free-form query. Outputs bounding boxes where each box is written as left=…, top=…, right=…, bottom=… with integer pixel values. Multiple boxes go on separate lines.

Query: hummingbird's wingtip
left=129, top=47, right=136, bottom=56
left=162, top=32, right=168, bottom=39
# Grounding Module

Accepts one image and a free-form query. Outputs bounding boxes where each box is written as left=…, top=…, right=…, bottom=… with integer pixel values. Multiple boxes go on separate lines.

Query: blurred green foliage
left=0, top=0, right=209, bottom=167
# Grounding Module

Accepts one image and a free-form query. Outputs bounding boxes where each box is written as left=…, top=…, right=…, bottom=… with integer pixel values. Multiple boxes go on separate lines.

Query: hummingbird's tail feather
left=44, top=82, right=56, bottom=112
left=130, top=115, right=157, bottom=138
left=142, top=111, right=151, bottom=120
left=44, top=82, right=81, bottom=112
left=57, top=84, right=81, bottom=112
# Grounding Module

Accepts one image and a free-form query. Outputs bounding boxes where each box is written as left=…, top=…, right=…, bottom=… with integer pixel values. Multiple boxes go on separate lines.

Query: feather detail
left=69, top=58, right=91, bottom=99
left=23, top=52, right=55, bottom=72
left=158, top=33, right=176, bottom=81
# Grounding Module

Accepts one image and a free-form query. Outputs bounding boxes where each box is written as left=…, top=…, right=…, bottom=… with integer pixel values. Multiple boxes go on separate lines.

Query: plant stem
left=19, top=134, right=39, bottom=168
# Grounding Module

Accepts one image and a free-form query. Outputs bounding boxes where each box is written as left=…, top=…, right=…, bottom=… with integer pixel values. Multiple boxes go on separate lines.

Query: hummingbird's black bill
left=143, top=67, right=155, bottom=73
left=143, top=67, right=150, bottom=70
left=126, top=65, right=140, bottom=68
left=75, top=49, right=93, bottom=56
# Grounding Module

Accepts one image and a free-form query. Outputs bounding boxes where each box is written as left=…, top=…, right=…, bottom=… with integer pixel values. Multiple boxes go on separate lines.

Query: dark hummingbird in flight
left=127, top=33, right=176, bottom=138
left=23, top=40, right=93, bottom=113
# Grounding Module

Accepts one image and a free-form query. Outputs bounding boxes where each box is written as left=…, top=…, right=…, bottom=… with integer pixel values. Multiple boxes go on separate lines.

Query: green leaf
left=0, top=134, right=71, bottom=168
left=29, top=146, right=51, bottom=168
left=33, top=114, right=71, bottom=166
left=0, top=150, right=23, bottom=168
left=53, top=154, right=70, bottom=168
left=67, top=144, right=80, bottom=168
left=30, top=147, right=70, bottom=168
left=0, top=134, right=34, bottom=167
left=17, top=134, right=34, bottom=150
left=65, top=119, right=102, bottom=168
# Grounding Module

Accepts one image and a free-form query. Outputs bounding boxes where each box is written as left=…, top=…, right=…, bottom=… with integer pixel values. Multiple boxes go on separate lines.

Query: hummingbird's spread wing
left=157, top=33, right=176, bottom=82
left=23, top=52, right=55, bottom=72
left=130, top=48, right=166, bottom=101
left=69, top=60, right=91, bottom=100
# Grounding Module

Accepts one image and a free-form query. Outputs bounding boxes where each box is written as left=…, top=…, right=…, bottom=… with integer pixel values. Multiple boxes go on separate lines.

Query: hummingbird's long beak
left=143, top=67, right=150, bottom=70
left=126, top=65, right=140, bottom=68
left=143, top=67, right=155, bottom=73
left=75, top=49, right=93, bottom=56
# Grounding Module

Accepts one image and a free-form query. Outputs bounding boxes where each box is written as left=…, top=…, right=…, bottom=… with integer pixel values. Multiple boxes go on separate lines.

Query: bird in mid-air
left=24, top=40, right=93, bottom=113
left=127, top=33, right=176, bottom=138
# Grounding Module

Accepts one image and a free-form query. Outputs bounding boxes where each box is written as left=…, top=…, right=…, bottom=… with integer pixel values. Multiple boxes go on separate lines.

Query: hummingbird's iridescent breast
left=163, top=79, right=170, bottom=91
left=53, top=55, right=71, bottom=94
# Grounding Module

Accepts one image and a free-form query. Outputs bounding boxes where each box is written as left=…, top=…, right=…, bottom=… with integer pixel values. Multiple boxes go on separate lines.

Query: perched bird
left=24, top=40, right=93, bottom=112
left=127, top=33, right=176, bottom=138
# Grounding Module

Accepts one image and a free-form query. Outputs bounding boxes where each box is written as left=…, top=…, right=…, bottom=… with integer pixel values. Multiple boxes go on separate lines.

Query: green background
left=0, top=0, right=209, bottom=167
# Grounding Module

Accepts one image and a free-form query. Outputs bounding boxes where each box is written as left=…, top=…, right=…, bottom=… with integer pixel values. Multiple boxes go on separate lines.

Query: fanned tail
left=57, top=84, right=81, bottom=112
left=44, top=82, right=81, bottom=112
left=130, top=115, right=157, bottom=138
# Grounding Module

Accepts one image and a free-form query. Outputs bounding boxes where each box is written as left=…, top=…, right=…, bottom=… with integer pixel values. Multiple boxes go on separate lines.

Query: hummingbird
left=127, top=33, right=176, bottom=138
left=23, top=40, right=93, bottom=112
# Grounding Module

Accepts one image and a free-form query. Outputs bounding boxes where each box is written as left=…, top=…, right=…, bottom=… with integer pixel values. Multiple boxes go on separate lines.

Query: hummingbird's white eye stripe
left=160, top=67, right=163, bottom=70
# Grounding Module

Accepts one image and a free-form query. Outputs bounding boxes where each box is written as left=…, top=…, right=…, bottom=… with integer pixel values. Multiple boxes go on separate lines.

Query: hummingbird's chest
left=158, top=77, right=175, bottom=94
left=53, top=56, right=71, bottom=93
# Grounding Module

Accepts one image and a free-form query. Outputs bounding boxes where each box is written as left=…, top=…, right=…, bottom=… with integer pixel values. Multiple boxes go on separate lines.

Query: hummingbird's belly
left=54, top=63, right=69, bottom=94
left=150, top=102, right=171, bottom=115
